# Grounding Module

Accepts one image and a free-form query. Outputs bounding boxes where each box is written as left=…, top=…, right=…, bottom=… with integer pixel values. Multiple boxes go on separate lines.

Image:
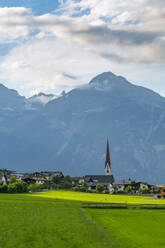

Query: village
left=0, top=140, right=164, bottom=198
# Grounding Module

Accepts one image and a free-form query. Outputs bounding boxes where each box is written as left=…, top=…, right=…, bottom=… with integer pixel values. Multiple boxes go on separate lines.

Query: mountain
left=26, top=92, right=59, bottom=109
left=0, top=83, right=25, bottom=110
left=0, top=72, right=165, bottom=184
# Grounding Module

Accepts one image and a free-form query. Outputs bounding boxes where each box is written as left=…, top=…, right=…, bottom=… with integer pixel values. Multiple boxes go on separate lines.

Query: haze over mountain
left=0, top=72, right=165, bottom=184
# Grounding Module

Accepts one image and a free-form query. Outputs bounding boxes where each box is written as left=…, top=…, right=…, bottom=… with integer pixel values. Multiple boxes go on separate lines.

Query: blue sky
left=0, top=0, right=60, bottom=15
left=0, top=0, right=164, bottom=97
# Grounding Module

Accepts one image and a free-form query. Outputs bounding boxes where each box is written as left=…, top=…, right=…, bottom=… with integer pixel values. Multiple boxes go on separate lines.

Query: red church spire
left=105, top=139, right=111, bottom=175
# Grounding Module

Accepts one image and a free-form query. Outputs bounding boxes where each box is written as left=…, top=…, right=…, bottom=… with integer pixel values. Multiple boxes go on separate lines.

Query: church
left=84, top=140, right=115, bottom=190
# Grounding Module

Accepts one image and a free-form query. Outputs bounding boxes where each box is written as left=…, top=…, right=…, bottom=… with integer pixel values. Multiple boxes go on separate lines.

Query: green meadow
left=0, top=191, right=165, bottom=248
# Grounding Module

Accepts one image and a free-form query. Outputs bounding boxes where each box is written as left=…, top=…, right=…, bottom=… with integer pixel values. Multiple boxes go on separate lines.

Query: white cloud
left=0, top=38, right=113, bottom=96
left=0, top=7, right=32, bottom=42
left=0, top=2, right=164, bottom=96
left=0, top=37, right=164, bottom=97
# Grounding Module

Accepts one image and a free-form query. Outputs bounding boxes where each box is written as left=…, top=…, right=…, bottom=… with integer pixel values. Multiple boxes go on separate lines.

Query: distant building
left=0, top=175, right=7, bottom=185
left=71, top=177, right=85, bottom=186
left=105, top=140, right=112, bottom=175
left=132, top=182, right=155, bottom=192
left=22, top=171, right=64, bottom=185
left=40, top=171, right=64, bottom=181
left=84, top=139, right=115, bottom=191
left=112, top=179, right=135, bottom=192
left=155, top=186, right=165, bottom=199
left=84, top=175, right=114, bottom=191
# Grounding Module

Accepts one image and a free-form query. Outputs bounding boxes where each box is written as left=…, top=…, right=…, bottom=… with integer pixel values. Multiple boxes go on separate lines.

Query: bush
left=124, top=186, right=132, bottom=194
left=142, top=188, right=150, bottom=194
left=51, top=184, right=60, bottom=190
left=79, top=185, right=87, bottom=192
left=63, top=175, right=71, bottom=182
left=10, top=176, right=17, bottom=183
left=28, top=183, right=42, bottom=192
left=62, top=182, right=72, bottom=189
left=8, top=181, right=28, bottom=193
left=42, top=180, right=51, bottom=190
left=153, top=189, right=160, bottom=194
left=74, top=186, right=79, bottom=191
left=52, top=175, right=72, bottom=190
left=8, top=183, right=16, bottom=193
left=0, top=184, right=8, bottom=193
left=53, top=176, right=61, bottom=184
left=96, top=184, right=104, bottom=193
left=138, top=188, right=151, bottom=194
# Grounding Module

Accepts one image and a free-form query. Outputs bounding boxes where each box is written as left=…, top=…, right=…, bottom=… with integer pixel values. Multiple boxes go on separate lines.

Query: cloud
left=59, top=0, right=165, bottom=30
left=0, top=38, right=113, bottom=96
left=0, top=5, right=164, bottom=64
left=1, top=37, right=164, bottom=97
left=0, top=7, right=32, bottom=42
left=62, top=72, right=77, bottom=80
left=0, top=2, right=164, bottom=96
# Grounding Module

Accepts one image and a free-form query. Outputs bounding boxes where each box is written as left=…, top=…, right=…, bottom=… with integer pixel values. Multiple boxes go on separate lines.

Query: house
left=112, top=180, right=155, bottom=193
left=30, top=172, right=46, bottom=184
left=22, top=176, right=36, bottom=185
left=10, top=173, right=25, bottom=181
left=132, top=182, right=154, bottom=192
left=155, top=185, right=165, bottom=199
left=84, top=175, right=114, bottom=191
left=40, top=171, right=64, bottom=181
left=112, top=179, right=135, bottom=192
left=71, top=177, right=85, bottom=186
left=0, top=175, right=7, bottom=185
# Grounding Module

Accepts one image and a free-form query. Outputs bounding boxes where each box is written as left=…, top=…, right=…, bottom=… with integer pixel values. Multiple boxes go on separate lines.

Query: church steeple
left=105, top=140, right=111, bottom=175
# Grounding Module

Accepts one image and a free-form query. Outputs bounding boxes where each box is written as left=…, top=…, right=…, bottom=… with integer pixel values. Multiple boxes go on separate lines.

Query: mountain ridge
left=0, top=72, right=165, bottom=184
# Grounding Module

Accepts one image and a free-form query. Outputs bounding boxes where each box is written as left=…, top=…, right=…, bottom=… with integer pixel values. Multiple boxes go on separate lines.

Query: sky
left=0, top=0, right=164, bottom=97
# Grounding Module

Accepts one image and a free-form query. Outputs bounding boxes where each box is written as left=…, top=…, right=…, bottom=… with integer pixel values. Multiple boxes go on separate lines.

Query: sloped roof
left=113, top=180, right=135, bottom=186
left=84, top=175, right=114, bottom=184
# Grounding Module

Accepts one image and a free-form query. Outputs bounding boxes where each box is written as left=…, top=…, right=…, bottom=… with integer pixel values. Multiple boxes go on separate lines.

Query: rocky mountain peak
left=89, top=72, right=130, bottom=91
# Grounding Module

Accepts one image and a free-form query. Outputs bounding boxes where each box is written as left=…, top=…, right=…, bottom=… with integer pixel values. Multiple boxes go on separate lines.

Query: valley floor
left=0, top=191, right=165, bottom=248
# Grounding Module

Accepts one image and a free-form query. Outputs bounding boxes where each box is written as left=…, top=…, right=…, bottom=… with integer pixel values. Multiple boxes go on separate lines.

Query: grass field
left=33, top=190, right=165, bottom=204
left=0, top=191, right=165, bottom=248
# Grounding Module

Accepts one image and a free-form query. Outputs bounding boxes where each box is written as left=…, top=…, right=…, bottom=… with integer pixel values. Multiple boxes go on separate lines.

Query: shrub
left=8, top=183, right=16, bottom=193
left=138, top=188, right=151, bottom=194
left=64, top=175, right=71, bottom=182
left=124, top=186, right=132, bottom=194
left=74, top=186, right=79, bottom=191
left=153, top=189, right=160, bottom=194
left=62, top=182, right=72, bottom=189
left=53, top=176, right=61, bottom=184
left=138, top=188, right=143, bottom=193
left=42, top=180, right=51, bottom=190
left=10, top=176, right=17, bottom=183
left=8, top=181, right=28, bottom=193
left=142, top=188, right=150, bottom=194
left=51, top=184, right=60, bottom=190
left=79, top=185, right=87, bottom=192
left=0, top=184, right=8, bottom=193
left=96, top=184, right=104, bottom=193
left=28, top=183, right=42, bottom=192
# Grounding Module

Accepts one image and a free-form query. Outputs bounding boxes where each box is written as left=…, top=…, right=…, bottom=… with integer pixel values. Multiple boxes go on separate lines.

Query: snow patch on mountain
left=28, top=92, right=59, bottom=105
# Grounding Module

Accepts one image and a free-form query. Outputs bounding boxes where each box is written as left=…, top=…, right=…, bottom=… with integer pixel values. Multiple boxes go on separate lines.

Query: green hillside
left=0, top=191, right=165, bottom=248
